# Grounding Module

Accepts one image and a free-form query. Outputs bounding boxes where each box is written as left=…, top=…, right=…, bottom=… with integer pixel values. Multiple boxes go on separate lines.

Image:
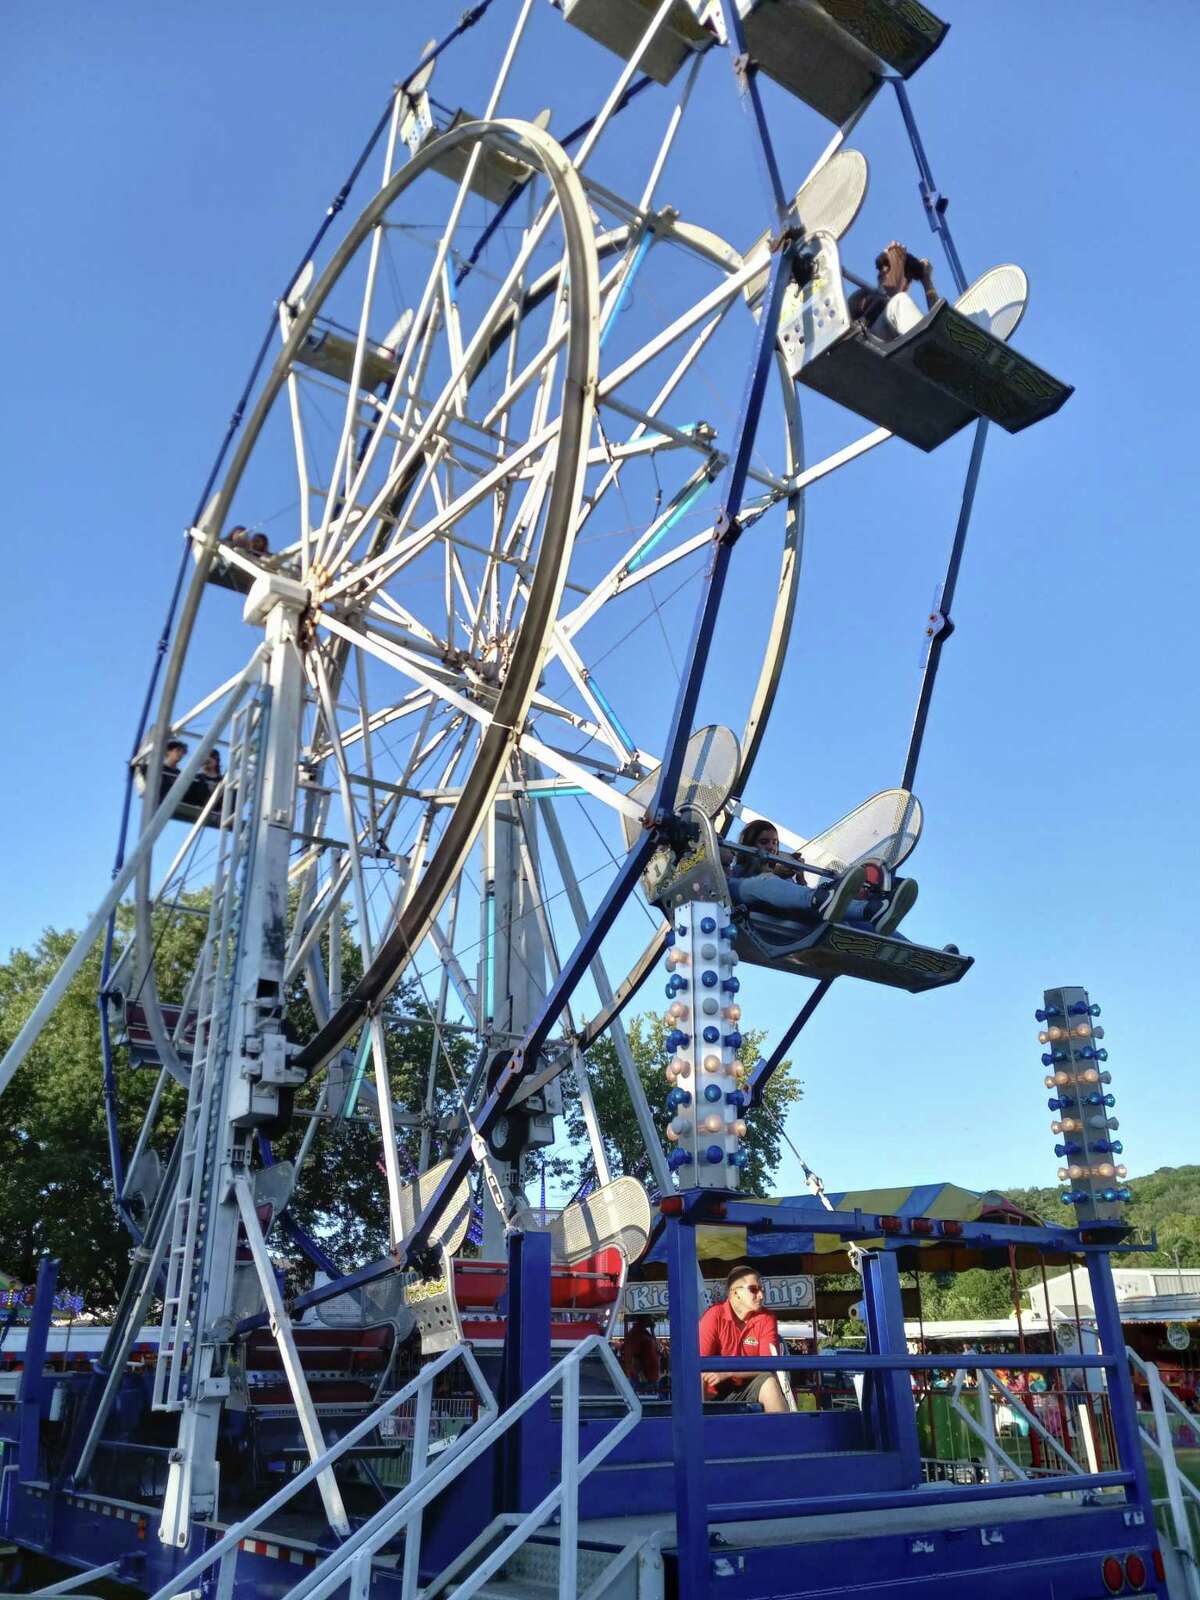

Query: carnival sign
left=624, top=1275, right=815, bottom=1317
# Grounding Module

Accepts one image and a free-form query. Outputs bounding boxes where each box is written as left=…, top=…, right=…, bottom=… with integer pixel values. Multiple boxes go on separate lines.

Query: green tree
left=0, top=907, right=200, bottom=1307
left=561, top=1012, right=802, bottom=1196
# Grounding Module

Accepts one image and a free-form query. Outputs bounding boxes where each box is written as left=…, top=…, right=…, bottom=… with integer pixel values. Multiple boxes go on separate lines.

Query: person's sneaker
left=942, top=943, right=960, bottom=955
left=821, top=864, right=870, bottom=924
left=875, top=877, right=918, bottom=936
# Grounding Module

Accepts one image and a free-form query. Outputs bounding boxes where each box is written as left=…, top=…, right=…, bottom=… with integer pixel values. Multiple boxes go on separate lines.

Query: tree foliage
left=561, top=1012, right=803, bottom=1196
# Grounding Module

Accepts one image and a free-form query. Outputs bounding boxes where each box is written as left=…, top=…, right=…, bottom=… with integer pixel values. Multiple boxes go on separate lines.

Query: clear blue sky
left=4, top=3, right=1198, bottom=1201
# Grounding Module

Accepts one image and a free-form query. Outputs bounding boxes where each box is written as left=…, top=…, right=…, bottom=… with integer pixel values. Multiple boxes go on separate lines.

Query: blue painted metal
left=891, top=78, right=969, bottom=295
left=17, top=1256, right=58, bottom=1483
left=651, top=245, right=794, bottom=817
left=665, top=1215, right=710, bottom=1598
left=859, top=1248, right=922, bottom=1480
left=500, top=1229, right=553, bottom=1512
left=599, top=227, right=653, bottom=350
left=1087, top=1247, right=1156, bottom=1508
left=716, top=0, right=789, bottom=221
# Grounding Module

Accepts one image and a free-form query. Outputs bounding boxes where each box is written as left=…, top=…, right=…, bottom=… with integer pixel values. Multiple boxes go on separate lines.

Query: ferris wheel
left=0, top=0, right=1072, bottom=1552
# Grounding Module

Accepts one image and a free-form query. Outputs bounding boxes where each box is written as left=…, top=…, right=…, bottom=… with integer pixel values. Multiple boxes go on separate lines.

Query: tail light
left=1152, top=1549, right=1165, bottom=1583
left=938, top=1219, right=964, bottom=1237
left=1101, top=1554, right=1125, bottom=1593
left=877, top=1215, right=904, bottom=1234
left=1125, top=1552, right=1147, bottom=1591
left=910, top=1217, right=935, bottom=1235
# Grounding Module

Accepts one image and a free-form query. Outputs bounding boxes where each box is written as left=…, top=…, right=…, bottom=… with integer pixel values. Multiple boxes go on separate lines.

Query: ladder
left=153, top=699, right=264, bottom=1412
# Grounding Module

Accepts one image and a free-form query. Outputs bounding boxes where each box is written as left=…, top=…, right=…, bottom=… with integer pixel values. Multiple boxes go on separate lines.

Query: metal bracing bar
left=119, top=1064, right=170, bottom=1202
left=0, top=649, right=265, bottom=1100
left=892, top=79, right=968, bottom=296
left=1129, top=1349, right=1200, bottom=1592
left=641, top=49, right=703, bottom=211
left=980, top=1366, right=1087, bottom=1477
left=280, top=302, right=315, bottom=580
left=147, top=1342, right=496, bottom=1600
left=286, top=1336, right=640, bottom=1600
left=539, top=795, right=670, bottom=1192
left=652, top=245, right=794, bottom=814
left=901, top=418, right=988, bottom=791
left=717, top=0, right=788, bottom=222
left=397, top=830, right=654, bottom=1266
left=314, top=1, right=535, bottom=576
left=232, top=1176, right=349, bottom=1536
left=33, top=1562, right=122, bottom=1594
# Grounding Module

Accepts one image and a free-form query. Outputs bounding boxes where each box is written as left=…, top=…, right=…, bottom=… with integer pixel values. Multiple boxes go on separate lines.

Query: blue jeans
left=730, top=873, right=872, bottom=924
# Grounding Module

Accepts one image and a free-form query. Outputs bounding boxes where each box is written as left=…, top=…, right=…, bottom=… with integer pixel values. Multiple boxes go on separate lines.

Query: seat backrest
left=955, top=264, right=1028, bottom=343
left=793, top=788, right=923, bottom=875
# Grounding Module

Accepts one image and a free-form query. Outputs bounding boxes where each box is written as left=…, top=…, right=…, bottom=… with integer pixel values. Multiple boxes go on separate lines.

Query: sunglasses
left=742, top=1284, right=765, bottom=1296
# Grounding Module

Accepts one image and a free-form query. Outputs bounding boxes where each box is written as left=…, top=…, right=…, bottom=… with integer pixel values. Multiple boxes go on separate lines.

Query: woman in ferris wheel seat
left=727, top=818, right=917, bottom=938
left=847, top=240, right=939, bottom=343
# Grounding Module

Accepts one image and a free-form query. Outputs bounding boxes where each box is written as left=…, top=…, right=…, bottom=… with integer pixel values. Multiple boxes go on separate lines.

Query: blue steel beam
left=665, top=1216, right=711, bottom=1599
left=17, top=1257, right=58, bottom=1483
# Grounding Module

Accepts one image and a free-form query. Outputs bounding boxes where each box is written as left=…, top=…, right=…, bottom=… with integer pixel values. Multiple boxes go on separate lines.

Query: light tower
left=1038, top=984, right=1130, bottom=1221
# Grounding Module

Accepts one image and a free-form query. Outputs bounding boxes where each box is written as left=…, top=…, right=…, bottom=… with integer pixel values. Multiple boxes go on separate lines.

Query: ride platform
left=735, top=911, right=972, bottom=992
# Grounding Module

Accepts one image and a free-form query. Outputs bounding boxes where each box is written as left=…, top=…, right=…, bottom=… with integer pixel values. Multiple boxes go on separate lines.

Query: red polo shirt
left=698, top=1299, right=781, bottom=1395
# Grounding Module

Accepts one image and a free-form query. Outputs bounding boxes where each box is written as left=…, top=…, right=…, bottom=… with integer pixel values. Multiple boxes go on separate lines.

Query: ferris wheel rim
left=126, top=112, right=809, bottom=1094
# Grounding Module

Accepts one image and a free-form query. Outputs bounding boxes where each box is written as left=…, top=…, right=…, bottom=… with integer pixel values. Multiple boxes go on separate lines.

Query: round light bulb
left=732, top=1119, right=747, bottom=1138
left=677, top=1060, right=692, bottom=1079
left=1080, top=1068, right=1099, bottom=1084
left=665, top=1064, right=679, bottom=1084
left=725, top=1005, right=741, bottom=1022
left=703, top=1053, right=722, bottom=1073
left=700, top=942, right=717, bottom=961
left=1072, top=1023, right=1091, bottom=1038
left=702, top=1113, right=723, bottom=1134
left=732, top=1059, right=746, bottom=1078
left=1094, top=1163, right=1115, bottom=1178
left=1038, top=1030, right=1051, bottom=1045
left=1115, top=1165, right=1127, bottom=1179
left=1068, top=1164, right=1086, bottom=1180
left=666, top=1124, right=680, bottom=1142
left=1093, top=1026, right=1105, bottom=1040
left=1057, top=1167, right=1069, bottom=1181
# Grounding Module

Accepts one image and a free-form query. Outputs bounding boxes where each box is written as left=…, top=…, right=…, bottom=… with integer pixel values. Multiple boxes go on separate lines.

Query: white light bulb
left=677, top=1060, right=692, bottom=1079
left=703, top=1054, right=722, bottom=1073
left=725, top=1005, right=741, bottom=1022
left=732, top=1119, right=748, bottom=1138
left=702, top=1113, right=724, bottom=1134
left=666, top=1124, right=680, bottom=1142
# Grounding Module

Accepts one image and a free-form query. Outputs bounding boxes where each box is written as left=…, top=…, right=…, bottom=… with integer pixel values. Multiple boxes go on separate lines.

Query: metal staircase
left=153, top=697, right=265, bottom=1413
left=148, top=1334, right=642, bottom=1600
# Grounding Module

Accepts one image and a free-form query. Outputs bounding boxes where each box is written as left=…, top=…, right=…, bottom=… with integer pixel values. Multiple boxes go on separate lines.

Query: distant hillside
left=1003, top=1165, right=1200, bottom=1267
left=913, top=1168, right=1200, bottom=1323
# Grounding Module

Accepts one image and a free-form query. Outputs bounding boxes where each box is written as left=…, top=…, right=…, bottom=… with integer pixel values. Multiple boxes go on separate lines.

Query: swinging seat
left=294, top=318, right=410, bottom=393
left=402, top=88, right=548, bottom=205
left=132, top=759, right=225, bottom=829
left=782, top=235, right=1072, bottom=450
left=734, top=910, right=972, bottom=993
left=730, top=0, right=948, bottom=125
left=561, top=0, right=714, bottom=85
left=116, top=1000, right=197, bottom=1065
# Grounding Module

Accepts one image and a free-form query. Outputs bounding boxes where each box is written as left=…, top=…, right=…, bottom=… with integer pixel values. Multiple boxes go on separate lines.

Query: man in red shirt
left=699, top=1264, right=791, bottom=1414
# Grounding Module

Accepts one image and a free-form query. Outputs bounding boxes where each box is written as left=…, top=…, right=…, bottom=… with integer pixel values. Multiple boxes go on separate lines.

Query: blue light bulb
left=726, top=1090, right=747, bottom=1107
left=668, top=1149, right=693, bottom=1170
left=703, top=1026, right=720, bottom=1044
left=1079, top=1046, right=1108, bottom=1062
left=665, top=931, right=676, bottom=948
left=704, top=1083, right=722, bottom=1103
left=700, top=916, right=716, bottom=934
left=1036, top=1007, right=1062, bottom=1022
left=725, top=1031, right=743, bottom=1049
left=1101, top=1188, right=1118, bottom=1203
left=721, top=924, right=737, bottom=940
left=722, top=977, right=740, bottom=994
left=729, top=1149, right=749, bottom=1169
left=705, top=1145, right=724, bottom=1164
left=1069, top=1000, right=1101, bottom=1017
left=1085, top=1092, right=1116, bottom=1107
left=1042, top=1051, right=1068, bottom=1067
left=1116, top=1186, right=1132, bottom=1202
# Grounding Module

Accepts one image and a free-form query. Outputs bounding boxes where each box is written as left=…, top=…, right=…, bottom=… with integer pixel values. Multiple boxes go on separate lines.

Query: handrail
left=1127, top=1346, right=1200, bottom=1597
left=289, top=1334, right=642, bottom=1600
left=148, top=1342, right=495, bottom=1600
